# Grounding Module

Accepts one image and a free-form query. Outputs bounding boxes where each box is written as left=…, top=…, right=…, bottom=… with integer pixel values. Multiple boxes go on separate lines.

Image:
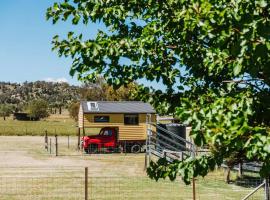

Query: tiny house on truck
left=78, top=101, right=156, bottom=153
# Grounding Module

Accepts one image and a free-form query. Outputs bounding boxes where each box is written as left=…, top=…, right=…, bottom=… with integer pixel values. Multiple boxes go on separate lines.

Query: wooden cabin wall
left=78, top=105, right=84, bottom=128
left=83, top=113, right=156, bottom=141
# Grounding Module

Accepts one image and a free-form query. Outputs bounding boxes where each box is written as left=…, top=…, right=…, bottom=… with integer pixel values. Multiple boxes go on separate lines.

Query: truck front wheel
left=131, top=144, right=141, bottom=153
left=86, top=144, right=98, bottom=154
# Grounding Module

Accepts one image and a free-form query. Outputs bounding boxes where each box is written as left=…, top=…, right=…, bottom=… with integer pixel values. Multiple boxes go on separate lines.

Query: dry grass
left=0, top=136, right=264, bottom=199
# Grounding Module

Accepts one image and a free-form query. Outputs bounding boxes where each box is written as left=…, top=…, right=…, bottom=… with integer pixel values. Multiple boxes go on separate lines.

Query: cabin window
left=94, top=116, right=110, bottom=123
left=87, top=102, right=99, bottom=111
left=124, top=114, right=139, bottom=125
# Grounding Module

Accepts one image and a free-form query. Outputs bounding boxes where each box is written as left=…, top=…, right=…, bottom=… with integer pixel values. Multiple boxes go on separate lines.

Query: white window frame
left=87, top=102, right=99, bottom=111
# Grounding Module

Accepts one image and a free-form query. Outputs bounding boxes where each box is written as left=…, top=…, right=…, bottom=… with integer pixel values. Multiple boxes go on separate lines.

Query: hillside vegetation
left=0, top=79, right=139, bottom=114
left=0, top=81, right=80, bottom=112
left=0, top=79, right=138, bottom=135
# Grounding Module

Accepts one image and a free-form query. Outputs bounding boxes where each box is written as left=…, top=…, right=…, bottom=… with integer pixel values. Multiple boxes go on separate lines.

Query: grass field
left=0, top=136, right=264, bottom=200
left=0, top=111, right=100, bottom=136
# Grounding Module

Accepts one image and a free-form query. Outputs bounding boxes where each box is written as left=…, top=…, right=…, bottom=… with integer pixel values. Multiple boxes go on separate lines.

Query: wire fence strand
left=0, top=167, right=266, bottom=200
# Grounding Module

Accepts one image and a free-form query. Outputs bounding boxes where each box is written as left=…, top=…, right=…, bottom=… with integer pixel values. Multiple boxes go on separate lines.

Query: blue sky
left=0, top=0, right=102, bottom=85
left=0, top=1, right=165, bottom=90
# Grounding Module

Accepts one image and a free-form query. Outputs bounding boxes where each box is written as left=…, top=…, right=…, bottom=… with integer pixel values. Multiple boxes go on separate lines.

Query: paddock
left=0, top=136, right=265, bottom=200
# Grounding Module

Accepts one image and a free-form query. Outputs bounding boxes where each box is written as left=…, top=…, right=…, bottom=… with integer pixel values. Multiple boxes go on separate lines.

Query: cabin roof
left=81, top=101, right=155, bottom=114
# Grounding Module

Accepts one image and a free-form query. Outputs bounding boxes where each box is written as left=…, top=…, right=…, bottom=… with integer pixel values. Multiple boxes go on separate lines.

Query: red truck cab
left=82, top=127, right=118, bottom=153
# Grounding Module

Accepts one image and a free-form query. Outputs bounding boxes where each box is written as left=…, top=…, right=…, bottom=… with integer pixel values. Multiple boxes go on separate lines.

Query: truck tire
left=131, top=144, right=141, bottom=153
left=85, top=146, right=90, bottom=154
left=89, top=144, right=98, bottom=153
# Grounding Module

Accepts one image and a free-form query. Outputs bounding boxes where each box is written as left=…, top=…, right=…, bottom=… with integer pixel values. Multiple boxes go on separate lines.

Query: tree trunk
left=225, top=168, right=231, bottom=183
left=59, top=107, right=62, bottom=115
left=3, top=116, right=6, bottom=120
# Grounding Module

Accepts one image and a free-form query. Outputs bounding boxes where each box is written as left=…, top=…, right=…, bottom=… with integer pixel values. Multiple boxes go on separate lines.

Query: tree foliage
left=68, top=101, right=80, bottom=121
left=27, top=99, right=50, bottom=120
left=0, top=81, right=80, bottom=113
left=47, top=0, right=270, bottom=184
left=0, top=104, right=13, bottom=120
left=80, top=77, right=139, bottom=101
left=0, top=80, right=138, bottom=115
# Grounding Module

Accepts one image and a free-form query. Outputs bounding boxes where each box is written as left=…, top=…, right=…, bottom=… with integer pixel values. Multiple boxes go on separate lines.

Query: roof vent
left=87, top=102, right=99, bottom=111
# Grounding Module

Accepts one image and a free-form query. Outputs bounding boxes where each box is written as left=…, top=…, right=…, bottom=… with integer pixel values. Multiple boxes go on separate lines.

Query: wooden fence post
left=45, top=130, right=48, bottom=151
left=77, top=128, right=81, bottom=151
left=238, top=163, right=243, bottom=178
left=265, top=178, right=270, bottom=200
left=55, top=135, right=58, bottom=156
left=85, top=167, right=88, bottom=200
left=192, top=177, right=196, bottom=200
left=49, top=138, right=52, bottom=154
left=68, top=135, right=70, bottom=149
left=125, top=141, right=127, bottom=155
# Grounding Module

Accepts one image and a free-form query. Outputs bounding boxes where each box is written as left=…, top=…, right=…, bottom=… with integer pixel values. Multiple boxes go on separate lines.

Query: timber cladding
left=83, top=113, right=155, bottom=140
left=78, top=104, right=84, bottom=128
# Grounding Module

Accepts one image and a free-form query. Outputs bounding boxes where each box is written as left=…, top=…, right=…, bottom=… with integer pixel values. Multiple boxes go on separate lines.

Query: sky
left=0, top=0, right=165, bottom=90
left=0, top=0, right=102, bottom=85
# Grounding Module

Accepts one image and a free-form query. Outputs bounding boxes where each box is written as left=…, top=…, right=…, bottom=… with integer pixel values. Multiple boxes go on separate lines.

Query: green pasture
left=0, top=114, right=100, bottom=136
left=0, top=116, right=76, bottom=136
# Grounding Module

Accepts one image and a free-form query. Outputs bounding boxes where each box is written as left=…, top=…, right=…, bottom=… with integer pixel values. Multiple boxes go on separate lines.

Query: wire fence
left=0, top=167, right=266, bottom=200
left=0, top=135, right=267, bottom=200
left=0, top=167, right=84, bottom=200
left=44, top=135, right=147, bottom=157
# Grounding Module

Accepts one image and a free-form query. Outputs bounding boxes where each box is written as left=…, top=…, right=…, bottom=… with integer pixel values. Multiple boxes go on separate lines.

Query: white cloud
left=44, top=77, right=68, bottom=83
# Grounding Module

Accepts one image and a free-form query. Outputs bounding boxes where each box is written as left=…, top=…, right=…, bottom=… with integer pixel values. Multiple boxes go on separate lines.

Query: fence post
left=45, top=130, right=48, bottom=151
left=192, top=178, right=196, bottom=200
left=238, top=163, right=243, bottom=178
left=125, top=141, right=127, bottom=155
left=55, top=135, right=58, bottom=156
left=77, top=128, right=81, bottom=151
left=85, top=167, right=88, bottom=200
left=146, top=129, right=151, bottom=169
left=144, top=130, right=150, bottom=171
left=265, top=178, right=270, bottom=200
left=68, top=135, right=70, bottom=149
left=49, top=138, right=52, bottom=154
left=192, top=142, right=196, bottom=200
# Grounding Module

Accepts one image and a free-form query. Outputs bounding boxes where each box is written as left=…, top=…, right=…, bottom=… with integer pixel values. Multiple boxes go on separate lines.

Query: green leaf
left=72, top=14, right=80, bottom=24
left=233, top=64, right=242, bottom=76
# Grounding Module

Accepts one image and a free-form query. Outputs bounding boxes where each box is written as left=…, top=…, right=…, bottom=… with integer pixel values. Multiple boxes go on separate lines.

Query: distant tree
left=0, top=104, right=13, bottom=120
left=105, top=83, right=138, bottom=101
left=27, top=99, right=50, bottom=120
left=80, top=77, right=107, bottom=101
left=80, top=77, right=139, bottom=101
left=68, top=102, right=80, bottom=121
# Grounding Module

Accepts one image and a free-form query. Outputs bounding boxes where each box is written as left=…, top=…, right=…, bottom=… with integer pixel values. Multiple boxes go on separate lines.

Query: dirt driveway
left=0, top=136, right=145, bottom=177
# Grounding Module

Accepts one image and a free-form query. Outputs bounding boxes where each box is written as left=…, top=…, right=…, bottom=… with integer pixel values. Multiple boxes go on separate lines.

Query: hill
left=0, top=81, right=80, bottom=112
left=0, top=79, right=139, bottom=114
